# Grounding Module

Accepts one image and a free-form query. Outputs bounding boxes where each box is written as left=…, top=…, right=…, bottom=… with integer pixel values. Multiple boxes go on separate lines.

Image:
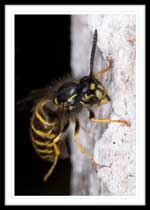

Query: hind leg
left=43, top=143, right=60, bottom=182
left=73, top=119, right=97, bottom=171
left=43, top=121, right=70, bottom=181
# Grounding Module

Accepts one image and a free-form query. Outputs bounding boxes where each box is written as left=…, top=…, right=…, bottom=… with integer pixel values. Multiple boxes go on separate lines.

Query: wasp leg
left=43, top=143, right=60, bottom=182
left=43, top=122, right=70, bottom=182
left=74, top=119, right=97, bottom=171
left=89, top=110, right=131, bottom=127
left=53, top=121, right=70, bottom=144
left=94, top=56, right=113, bottom=77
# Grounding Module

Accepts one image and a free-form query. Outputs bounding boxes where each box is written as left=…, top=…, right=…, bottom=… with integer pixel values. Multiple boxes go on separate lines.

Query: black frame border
left=0, top=0, right=148, bottom=207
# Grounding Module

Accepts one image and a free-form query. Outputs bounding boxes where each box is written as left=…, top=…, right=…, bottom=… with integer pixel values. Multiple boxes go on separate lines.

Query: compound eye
left=79, top=77, right=90, bottom=93
left=83, top=93, right=98, bottom=105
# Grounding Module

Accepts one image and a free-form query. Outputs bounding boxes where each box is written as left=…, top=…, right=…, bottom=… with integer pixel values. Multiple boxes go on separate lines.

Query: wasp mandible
left=28, top=29, right=131, bottom=182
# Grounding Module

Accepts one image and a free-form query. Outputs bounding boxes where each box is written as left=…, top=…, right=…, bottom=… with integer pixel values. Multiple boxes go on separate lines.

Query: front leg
left=89, top=110, right=131, bottom=127
left=94, top=56, right=113, bottom=77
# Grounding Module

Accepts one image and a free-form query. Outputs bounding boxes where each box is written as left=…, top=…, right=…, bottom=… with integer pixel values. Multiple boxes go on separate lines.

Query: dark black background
left=15, top=15, right=71, bottom=195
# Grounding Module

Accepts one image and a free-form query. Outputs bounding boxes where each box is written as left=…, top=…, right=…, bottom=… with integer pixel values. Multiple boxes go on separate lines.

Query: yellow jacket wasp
left=19, top=29, right=130, bottom=182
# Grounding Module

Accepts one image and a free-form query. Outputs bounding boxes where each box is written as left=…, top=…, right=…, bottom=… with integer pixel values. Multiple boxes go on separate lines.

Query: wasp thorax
left=54, top=82, right=79, bottom=110
left=78, top=76, right=110, bottom=106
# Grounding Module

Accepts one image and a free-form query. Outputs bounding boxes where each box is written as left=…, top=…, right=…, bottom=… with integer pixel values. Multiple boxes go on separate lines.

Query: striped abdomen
left=30, top=99, right=60, bottom=162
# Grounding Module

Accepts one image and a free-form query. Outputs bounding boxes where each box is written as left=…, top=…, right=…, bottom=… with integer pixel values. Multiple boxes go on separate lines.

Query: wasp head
left=78, top=76, right=110, bottom=106
left=77, top=29, right=110, bottom=107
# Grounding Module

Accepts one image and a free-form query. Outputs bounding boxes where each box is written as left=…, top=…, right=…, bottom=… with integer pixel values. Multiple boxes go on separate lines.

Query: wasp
left=21, top=29, right=130, bottom=182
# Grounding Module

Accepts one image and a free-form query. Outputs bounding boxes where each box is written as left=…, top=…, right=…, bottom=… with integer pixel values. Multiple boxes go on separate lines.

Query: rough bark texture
left=70, top=15, right=136, bottom=195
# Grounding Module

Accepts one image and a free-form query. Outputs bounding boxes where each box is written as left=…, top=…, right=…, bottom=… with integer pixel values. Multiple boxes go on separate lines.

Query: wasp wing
left=16, top=86, right=53, bottom=111
left=58, top=140, right=69, bottom=159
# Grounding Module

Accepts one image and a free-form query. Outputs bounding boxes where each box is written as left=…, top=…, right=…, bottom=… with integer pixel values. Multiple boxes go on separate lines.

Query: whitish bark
left=70, top=15, right=136, bottom=195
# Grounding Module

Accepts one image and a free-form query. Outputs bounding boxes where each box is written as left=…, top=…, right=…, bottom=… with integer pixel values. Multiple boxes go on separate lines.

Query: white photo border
left=5, top=5, right=145, bottom=206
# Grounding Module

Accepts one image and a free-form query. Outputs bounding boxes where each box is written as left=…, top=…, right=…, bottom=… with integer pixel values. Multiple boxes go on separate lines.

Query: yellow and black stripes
left=35, top=110, right=55, bottom=126
left=30, top=99, right=60, bottom=162
left=30, top=99, right=70, bottom=181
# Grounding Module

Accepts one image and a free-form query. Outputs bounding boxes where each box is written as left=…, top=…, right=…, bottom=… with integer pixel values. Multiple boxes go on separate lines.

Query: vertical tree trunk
left=70, top=15, right=136, bottom=195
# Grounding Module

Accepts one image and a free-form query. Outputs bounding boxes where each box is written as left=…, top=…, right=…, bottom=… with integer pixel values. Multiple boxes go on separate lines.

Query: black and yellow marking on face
left=95, top=89, right=103, bottom=99
left=100, top=96, right=110, bottom=105
left=97, top=84, right=104, bottom=90
left=85, top=93, right=95, bottom=100
left=90, top=83, right=95, bottom=90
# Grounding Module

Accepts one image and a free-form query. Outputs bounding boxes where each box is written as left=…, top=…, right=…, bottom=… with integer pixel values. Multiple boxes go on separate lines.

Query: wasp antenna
left=90, top=29, right=98, bottom=78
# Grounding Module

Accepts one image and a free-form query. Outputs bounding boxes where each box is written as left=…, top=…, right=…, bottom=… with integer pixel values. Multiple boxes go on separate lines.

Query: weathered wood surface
left=70, top=15, right=136, bottom=195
